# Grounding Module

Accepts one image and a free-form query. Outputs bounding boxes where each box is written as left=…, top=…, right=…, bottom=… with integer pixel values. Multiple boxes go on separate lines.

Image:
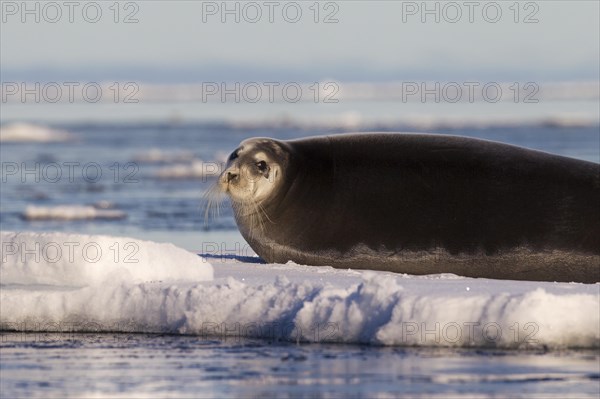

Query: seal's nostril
left=227, top=172, right=238, bottom=182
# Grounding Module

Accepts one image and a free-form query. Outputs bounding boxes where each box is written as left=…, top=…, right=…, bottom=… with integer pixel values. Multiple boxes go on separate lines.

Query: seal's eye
left=228, top=151, right=239, bottom=161
left=256, top=161, right=268, bottom=173
left=256, top=161, right=270, bottom=178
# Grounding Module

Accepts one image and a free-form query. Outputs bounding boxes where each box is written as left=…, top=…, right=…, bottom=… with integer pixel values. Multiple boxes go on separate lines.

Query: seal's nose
left=226, top=171, right=238, bottom=183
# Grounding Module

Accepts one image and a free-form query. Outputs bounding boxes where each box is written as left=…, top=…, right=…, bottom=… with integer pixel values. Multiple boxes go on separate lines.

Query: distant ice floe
left=154, top=159, right=222, bottom=180
left=1, top=231, right=598, bottom=349
left=129, top=81, right=600, bottom=103
left=226, top=113, right=600, bottom=132
left=0, top=123, right=73, bottom=143
left=22, top=205, right=126, bottom=221
left=133, top=148, right=196, bottom=164
left=133, top=150, right=225, bottom=179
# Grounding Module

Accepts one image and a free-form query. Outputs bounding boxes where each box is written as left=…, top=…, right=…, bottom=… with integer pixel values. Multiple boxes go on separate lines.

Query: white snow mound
left=0, top=231, right=213, bottom=286
left=1, top=232, right=598, bottom=349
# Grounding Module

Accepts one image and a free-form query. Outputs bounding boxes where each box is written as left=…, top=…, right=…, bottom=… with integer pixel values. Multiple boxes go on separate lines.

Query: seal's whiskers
left=202, top=183, right=225, bottom=226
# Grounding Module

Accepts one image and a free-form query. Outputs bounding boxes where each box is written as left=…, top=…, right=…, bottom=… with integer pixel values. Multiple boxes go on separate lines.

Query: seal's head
left=219, top=138, right=290, bottom=206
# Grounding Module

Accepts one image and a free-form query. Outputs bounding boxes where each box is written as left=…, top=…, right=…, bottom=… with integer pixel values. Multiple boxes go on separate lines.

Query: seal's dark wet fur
left=218, top=133, right=599, bottom=283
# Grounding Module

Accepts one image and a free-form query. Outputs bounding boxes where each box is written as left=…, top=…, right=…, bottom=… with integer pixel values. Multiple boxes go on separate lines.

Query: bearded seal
left=213, top=133, right=599, bottom=283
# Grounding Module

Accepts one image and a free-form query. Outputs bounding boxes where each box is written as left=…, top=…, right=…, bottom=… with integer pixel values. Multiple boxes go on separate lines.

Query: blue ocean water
left=1, top=334, right=599, bottom=399
left=1, top=122, right=599, bottom=398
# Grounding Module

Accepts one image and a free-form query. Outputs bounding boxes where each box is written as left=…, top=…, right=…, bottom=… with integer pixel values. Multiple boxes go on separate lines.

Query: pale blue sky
left=1, top=1, right=598, bottom=82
